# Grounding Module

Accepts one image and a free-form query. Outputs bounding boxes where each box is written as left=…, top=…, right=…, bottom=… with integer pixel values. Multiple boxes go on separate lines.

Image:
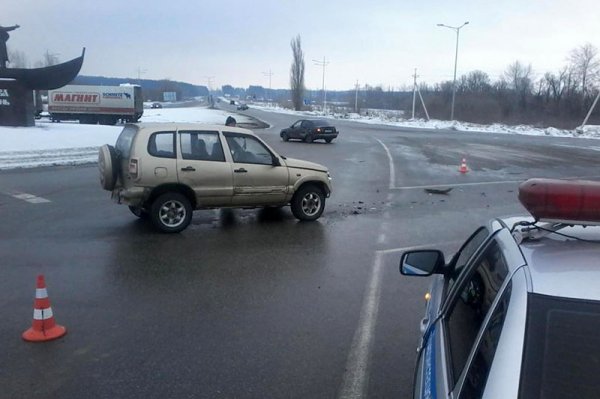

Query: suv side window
left=301, top=120, right=311, bottom=129
left=445, top=238, right=509, bottom=390
left=292, top=121, right=302, bottom=128
left=224, top=133, right=273, bottom=165
left=459, top=281, right=512, bottom=398
left=148, top=131, right=175, bottom=158
left=180, top=131, right=225, bottom=162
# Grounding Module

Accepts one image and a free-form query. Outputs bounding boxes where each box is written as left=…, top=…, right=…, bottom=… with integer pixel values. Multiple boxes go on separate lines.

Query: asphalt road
left=1, top=106, right=599, bottom=399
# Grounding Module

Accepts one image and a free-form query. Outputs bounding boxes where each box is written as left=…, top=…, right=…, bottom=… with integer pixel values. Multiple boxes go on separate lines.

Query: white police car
left=400, top=178, right=600, bottom=399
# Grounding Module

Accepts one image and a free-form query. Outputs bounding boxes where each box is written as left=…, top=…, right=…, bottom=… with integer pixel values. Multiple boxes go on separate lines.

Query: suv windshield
left=115, top=125, right=138, bottom=158
left=519, top=293, right=600, bottom=398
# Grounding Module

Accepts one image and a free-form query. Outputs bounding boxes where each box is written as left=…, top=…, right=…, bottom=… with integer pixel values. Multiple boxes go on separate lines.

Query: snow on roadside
left=1, top=104, right=599, bottom=170
left=249, top=103, right=600, bottom=139
left=0, top=107, right=249, bottom=170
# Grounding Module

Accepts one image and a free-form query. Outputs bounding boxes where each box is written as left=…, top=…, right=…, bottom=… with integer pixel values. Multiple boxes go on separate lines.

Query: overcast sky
left=4, top=0, right=599, bottom=91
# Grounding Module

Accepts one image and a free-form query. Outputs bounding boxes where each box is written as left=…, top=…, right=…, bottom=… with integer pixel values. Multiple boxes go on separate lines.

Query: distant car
left=400, top=178, right=600, bottom=399
left=98, top=123, right=332, bottom=233
left=230, top=100, right=235, bottom=105
left=280, top=119, right=339, bottom=143
left=237, top=104, right=249, bottom=110
left=151, top=102, right=162, bottom=109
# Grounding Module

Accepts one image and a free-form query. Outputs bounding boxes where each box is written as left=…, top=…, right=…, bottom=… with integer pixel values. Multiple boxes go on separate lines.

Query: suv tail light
left=128, top=158, right=139, bottom=179
left=519, top=178, right=600, bottom=224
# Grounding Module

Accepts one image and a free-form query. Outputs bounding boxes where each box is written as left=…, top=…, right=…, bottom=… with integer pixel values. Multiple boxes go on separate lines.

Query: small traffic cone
left=459, top=158, right=469, bottom=174
left=22, top=275, right=67, bottom=342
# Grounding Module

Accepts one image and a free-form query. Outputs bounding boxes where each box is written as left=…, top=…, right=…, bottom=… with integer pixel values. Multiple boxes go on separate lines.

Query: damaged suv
left=98, top=123, right=332, bottom=233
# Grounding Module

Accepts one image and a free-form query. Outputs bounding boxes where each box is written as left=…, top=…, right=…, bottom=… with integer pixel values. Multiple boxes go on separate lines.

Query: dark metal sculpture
left=0, top=25, right=84, bottom=126
left=0, top=49, right=85, bottom=90
left=0, top=24, right=20, bottom=69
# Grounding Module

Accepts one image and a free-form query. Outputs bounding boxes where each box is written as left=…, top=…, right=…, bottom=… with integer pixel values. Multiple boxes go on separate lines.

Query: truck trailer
left=48, top=84, right=143, bottom=125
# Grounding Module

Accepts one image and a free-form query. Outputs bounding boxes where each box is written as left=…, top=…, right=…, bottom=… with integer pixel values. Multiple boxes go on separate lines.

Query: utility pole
left=313, top=57, right=329, bottom=113
left=262, top=69, right=274, bottom=100
left=136, top=67, right=147, bottom=89
left=412, top=68, right=418, bottom=119
left=437, top=21, right=469, bottom=120
left=354, top=80, right=359, bottom=113
left=203, top=76, right=215, bottom=106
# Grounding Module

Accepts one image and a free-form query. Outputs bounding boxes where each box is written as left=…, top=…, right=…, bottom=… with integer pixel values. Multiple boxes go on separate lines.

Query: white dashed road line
left=3, top=190, right=51, bottom=204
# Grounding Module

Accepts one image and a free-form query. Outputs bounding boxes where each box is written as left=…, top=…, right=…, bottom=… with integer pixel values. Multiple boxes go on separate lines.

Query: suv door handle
left=234, top=168, right=248, bottom=173
left=181, top=166, right=196, bottom=172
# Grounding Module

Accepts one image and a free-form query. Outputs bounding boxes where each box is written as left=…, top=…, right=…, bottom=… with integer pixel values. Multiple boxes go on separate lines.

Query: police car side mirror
left=400, top=250, right=445, bottom=277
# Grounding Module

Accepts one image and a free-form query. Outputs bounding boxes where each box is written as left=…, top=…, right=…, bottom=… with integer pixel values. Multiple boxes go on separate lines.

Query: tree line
left=290, top=39, right=600, bottom=128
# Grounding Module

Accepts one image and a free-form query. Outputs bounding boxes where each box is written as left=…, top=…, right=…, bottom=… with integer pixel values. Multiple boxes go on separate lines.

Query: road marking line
left=375, top=139, right=395, bottom=190
left=392, top=175, right=600, bottom=190
left=338, top=240, right=464, bottom=399
left=3, top=191, right=51, bottom=204
left=339, top=251, right=384, bottom=399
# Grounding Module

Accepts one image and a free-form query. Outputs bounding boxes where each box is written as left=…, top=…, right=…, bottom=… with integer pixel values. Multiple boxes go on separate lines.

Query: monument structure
left=0, top=24, right=84, bottom=127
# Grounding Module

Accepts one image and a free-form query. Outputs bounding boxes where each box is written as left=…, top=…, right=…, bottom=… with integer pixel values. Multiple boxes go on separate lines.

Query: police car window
left=445, top=238, right=509, bottom=390
left=459, top=281, right=512, bottom=398
left=448, top=227, right=489, bottom=294
left=519, top=294, right=600, bottom=399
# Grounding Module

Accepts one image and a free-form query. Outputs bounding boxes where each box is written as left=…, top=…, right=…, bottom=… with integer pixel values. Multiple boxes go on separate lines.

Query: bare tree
left=7, top=49, right=27, bottom=68
left=289, top=35, right=305, bottom=111
left=568, top=43, right=600, bottom=102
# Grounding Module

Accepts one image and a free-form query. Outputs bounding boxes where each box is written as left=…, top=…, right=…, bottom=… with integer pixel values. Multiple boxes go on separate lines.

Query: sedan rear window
left=519, top=293, right=600, bottom=399
left=311, top=120, right=330, bottom=127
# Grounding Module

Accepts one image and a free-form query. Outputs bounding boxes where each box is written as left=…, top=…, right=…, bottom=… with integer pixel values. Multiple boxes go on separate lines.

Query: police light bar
left=518, top=178, right=600, bottom=225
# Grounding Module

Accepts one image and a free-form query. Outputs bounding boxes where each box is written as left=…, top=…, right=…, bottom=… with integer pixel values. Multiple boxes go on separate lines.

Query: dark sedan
left=280, top=119, right=339, bottom=143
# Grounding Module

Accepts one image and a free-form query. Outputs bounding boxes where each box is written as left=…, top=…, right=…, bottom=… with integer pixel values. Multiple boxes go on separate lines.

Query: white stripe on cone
left=35, top=288, right=48, bottom=299
left=33, top=308, right=54, bottom=320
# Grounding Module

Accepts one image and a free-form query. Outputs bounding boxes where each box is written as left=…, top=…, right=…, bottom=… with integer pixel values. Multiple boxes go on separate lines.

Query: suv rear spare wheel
left=150, top=192, right=193, bottom=233
left=291, top=184, right=325, bottom=221
left=98, top=144, right=119, bottom=191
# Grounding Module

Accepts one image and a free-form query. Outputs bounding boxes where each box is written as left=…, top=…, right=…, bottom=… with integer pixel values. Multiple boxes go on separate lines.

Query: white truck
left=48, top=84, right=143, bottom=125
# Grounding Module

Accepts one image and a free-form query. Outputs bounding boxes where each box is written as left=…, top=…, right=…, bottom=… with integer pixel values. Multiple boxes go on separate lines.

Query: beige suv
left=98, top=123, right=332, bottom=233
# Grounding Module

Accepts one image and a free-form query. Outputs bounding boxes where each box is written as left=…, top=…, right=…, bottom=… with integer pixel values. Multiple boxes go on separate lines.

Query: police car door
left=420, top=230, right=513, bottom=398
left=435, top=230, right=510, bottom=397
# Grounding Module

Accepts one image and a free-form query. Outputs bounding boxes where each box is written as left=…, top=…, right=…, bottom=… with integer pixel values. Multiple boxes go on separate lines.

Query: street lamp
left=437, top=21, right=469, bottom=120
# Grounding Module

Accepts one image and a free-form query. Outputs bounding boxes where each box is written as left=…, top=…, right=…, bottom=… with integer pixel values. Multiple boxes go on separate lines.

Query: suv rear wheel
left=291, top=184, right=325, bottom=221
left=150, top=193, right=193, bottom=233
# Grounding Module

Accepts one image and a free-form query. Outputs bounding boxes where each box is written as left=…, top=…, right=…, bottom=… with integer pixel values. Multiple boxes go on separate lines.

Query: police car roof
left=518, top=225, right=600, bottom=301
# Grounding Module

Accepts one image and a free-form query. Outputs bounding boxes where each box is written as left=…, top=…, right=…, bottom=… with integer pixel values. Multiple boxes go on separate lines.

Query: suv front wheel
left=150, top=192, right=193, bottom=233
left=291, top=185, right=325, bottom=221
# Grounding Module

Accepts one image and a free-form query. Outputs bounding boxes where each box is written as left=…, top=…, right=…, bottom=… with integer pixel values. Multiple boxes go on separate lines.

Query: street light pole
left=262, top=69, right=274, bottom=100
left=437, top=21, right=469, bottom=120
left=313, top=57, right=329, bottom=113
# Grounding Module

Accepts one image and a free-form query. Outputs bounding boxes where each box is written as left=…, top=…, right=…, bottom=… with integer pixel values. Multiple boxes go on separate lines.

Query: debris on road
left=424, top=187, right=453, bottom=195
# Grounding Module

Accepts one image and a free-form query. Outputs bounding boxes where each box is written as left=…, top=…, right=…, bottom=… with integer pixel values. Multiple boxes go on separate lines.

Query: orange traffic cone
left=22, top=275, right=67, bottom=342
left=459, top=158, right=469, bottom=174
